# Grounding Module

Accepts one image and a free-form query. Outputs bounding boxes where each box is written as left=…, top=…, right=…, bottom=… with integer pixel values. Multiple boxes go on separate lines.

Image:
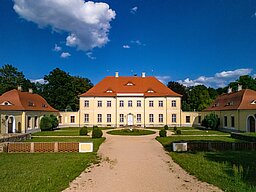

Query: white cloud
left=86, top=52, right=96, bottom=60
left=13, top=0, right=116, bottom=52
left=156, top=76, right=171, bottom=84
left=53, top=44, right=62, bottom=52
left=178, top=68, right=252, bottom=88
left=123, top=45, right=130, bottom=49
left=131, top=40, right=145, bottom=46
left=31, top=78, right=47, bottom=84
left=130, top=6, right=138, bottom=14
left=60, top=52, right=71, bottom=58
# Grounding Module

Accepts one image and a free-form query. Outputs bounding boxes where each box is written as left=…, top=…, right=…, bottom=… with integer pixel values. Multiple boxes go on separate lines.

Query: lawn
left=32, top=127, right=84, bottom=136
left=171, top=127, right=229, bottom=135
left=170, top=151, right=256, bottom=192
left=107, top=129, right=155, bottom=136
left=0, top=138, right=105, bottom=192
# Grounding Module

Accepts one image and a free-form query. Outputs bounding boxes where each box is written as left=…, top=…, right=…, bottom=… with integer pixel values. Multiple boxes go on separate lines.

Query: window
left=172, top=114, right=177, bottom=123
left=231, top=116, right=235, bottom=127
left=70, top=116, right=75, bottom=123
left=84, top=100, right=89, bottom=107
left=128, top=100, right=132, bottom=107
left=120, top=100, right=124, bottom=107
left=159, top=114, right=163, bottom=123
left=97, top=101, right=102, bottom=107
left=34, top=116, right=38, bottom=128
left=27, top=116, right=31, bottom=128
left=224, top=116, right=227, bottom=127
left=59, top=116, right=62, bottom=124
left=107, top=101, right=111, bottom=107
left=137, top=100, right=141, bottom=107
left=159, top=101, right=163, bottom=107
left=107, top=114, right=111, bottom=123
left=186, top=116, right=190, bottom=123
left=149, top=101, right=154, bottom=107
left=84, top=114, right=89, bottom=123
left=171, top=100, right=176, bottom=107
left=97, top=114, right=102, bottom=123
left=149, top=114, right=154, bottom=123
left=120, top=114, right=124, bottom=123
left=198, top=116, right=201, bottom=124
left=137, top=114, right=141, bottom=123
left=28, top=101, right=34, bottom=107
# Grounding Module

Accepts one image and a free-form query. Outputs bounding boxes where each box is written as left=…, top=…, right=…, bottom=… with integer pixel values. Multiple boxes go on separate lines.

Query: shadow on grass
left=204, top=151, right=256, bottom=186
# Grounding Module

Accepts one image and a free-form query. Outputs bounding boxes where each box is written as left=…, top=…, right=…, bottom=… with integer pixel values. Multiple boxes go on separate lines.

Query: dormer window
left=126, top=82, right=134, bottom=86
left=213, top=103, right=219, bottom=107
left=226, top=101, right=234, bottom=106
left=42, top=104, right=47, bottom=108
left=28, top=101, right=34, bottom=107
left=147, top=89, right=154, bottom=93
left=0, top=101, right=12, bottom=106
left=251, top=100, right=256, bottom=105
left=106, top=89, right=113, bottom=93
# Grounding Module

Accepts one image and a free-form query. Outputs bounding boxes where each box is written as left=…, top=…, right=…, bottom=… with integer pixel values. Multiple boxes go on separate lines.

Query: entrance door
left=8, top=117, right=14, bottom=133
left=248, top=116, right=256, bottom=132
left=127, top=114, right=134, bottom=126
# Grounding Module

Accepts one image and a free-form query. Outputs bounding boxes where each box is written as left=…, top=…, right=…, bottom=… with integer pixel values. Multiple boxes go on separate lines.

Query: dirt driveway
left=64, top=130, right=222, bottom=192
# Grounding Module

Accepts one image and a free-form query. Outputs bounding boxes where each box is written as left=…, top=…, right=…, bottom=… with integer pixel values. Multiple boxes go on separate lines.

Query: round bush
left=40, top=116, right=52, bottom=131
left=92, top=128, right=103, bottom=138
left=164, top=125, right=169, bottom=130
left=159, top=129, right=167, bottom=137
left=80, top=126, right=88, bottom=136
left=176, top=130, right=181, bottom=135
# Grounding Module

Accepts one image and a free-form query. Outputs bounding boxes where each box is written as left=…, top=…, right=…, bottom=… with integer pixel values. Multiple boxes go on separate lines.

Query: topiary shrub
left=164, top=125, right=169, bottom=130
left=176, top=130, right=181, bottom=135
left=159, top=129, right=167, bottom=137
left=202, top=113, right=220, bottom=130
left=40, top=116, right=52, bottom=131
left=174, top=126, right=177, bottom=132
left=40, top=114, right=59, bottom=131
left=92, top=128, right=103, bottom=138
left=80, top=126, right=88, bottom=136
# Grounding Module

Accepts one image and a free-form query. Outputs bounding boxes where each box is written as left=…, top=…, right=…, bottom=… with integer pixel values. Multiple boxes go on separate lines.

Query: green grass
left=175, top=130, right=229, bottom=135
left=107, top=129, right=156, bottom=136
left=0, top=138, right=105, bottom=192
left=156, top=136, right=241, bottom=146
left=32, top=127, right=83, bottom=136
left=26, top=137, right=105, bottom=152
left=241, top=132, right=256, bottom=137
left=170, top=151, right=256, bottom=192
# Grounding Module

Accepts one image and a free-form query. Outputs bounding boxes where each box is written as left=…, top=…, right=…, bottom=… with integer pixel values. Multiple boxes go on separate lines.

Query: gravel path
left=63, top=130, right=222, bottom=192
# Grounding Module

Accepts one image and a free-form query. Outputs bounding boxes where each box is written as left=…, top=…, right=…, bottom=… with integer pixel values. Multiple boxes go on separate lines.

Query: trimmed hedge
left=92, top=128, right=103, bottom=138
left=231, top=133, right=256, bottom=142
left=79, top=126, right=88, bottom=136
left=159, top=129, right=167, bottom=137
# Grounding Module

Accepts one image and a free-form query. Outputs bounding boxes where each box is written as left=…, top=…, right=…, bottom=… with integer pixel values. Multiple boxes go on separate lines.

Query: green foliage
left=0, top=64, right=35, bottom=94
left=42, top=68, right=93, bottom=111
left=79, top=126, right=88, bottom=136
left=159, top=129, right=167, bottom=137
left=176, top=130, right=182, bottom=135
left=202, top=113, right=219, bottom=130
left=40, top=115, right=58, bottom=131
left=174, top=126, right=177, bottom=132
left=107, top=129, right=155, bottom=136
left=164, top=125, right=169, bottom=130
left=92, top=128, right=103, bottom=138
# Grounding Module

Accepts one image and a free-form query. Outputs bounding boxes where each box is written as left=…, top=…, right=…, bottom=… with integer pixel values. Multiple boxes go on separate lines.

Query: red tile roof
left=0, top=89, right=58, bottom=112
left=204, top=89, right=256, bottom=111
left=80, top=76, right=181, bottom=97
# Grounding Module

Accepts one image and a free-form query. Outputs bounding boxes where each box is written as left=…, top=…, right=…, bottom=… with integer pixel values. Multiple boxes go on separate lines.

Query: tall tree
left=0, top=64, right=34, bottom=94
left=42, top=68, right=93, bottom=111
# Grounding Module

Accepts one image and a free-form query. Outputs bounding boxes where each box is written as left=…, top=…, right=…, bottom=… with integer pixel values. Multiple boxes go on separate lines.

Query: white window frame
left=97, top=114, right=102, bottom=123
left=171, top=100, right=176, bottom=107
left=107, top=114, right=111, bottom=123
left=159, top=101, right=163, bottom=107
left=137, top=100, right=141, bottom=107
left=159, top=114, right=163, bottom=123
left=84, top=114, right=89, bottom=123
left=137, top=114, right=141, bottom=123
left=120, top=100, right=124, bottom=107
left=107, top=100, right=111, bottom=107
left=149, top=100, right=154, bottom=107
left=120, top=114, right=124, bottom=123
left=84, top=100, right=89, bottom=107
left=172, top=114, right=177, bottom=123
left=97, top=100, right=102, bottom=107
left=128, top=100, right=132, bottom=107
left=149, top=114, right=154, bottom=123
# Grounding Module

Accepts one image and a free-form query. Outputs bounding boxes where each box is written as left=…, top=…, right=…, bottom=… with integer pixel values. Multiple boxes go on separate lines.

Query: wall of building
left=180, top=111, right=200, bottom=127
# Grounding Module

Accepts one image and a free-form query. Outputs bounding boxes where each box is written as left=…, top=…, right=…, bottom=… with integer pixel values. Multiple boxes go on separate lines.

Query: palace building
left=59, top=72, right=199, bottom=128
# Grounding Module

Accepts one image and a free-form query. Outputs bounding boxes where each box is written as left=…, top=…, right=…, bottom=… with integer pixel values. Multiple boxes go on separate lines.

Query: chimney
left=227, top=87, right=232, bottom=94
left=17, top=86, right=22, bottom=91
left=29, top=88, right=33, bottom=93
left=142, top=72, right=146, bottom=78
left=238, top=84, right=242, bottom=91
left=115, top=72, right=119, bottom=78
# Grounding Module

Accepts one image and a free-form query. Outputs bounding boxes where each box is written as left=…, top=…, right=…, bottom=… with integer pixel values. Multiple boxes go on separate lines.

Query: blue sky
left=1, top=0, right=256, bottom=87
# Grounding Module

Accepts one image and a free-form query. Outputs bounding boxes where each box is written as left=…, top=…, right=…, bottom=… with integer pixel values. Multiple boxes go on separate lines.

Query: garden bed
left=107, top=129, right=155, bottom=136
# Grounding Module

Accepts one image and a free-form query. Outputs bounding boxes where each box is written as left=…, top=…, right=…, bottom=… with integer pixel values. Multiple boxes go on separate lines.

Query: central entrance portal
left=127, top=113, right=134, bottom=126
